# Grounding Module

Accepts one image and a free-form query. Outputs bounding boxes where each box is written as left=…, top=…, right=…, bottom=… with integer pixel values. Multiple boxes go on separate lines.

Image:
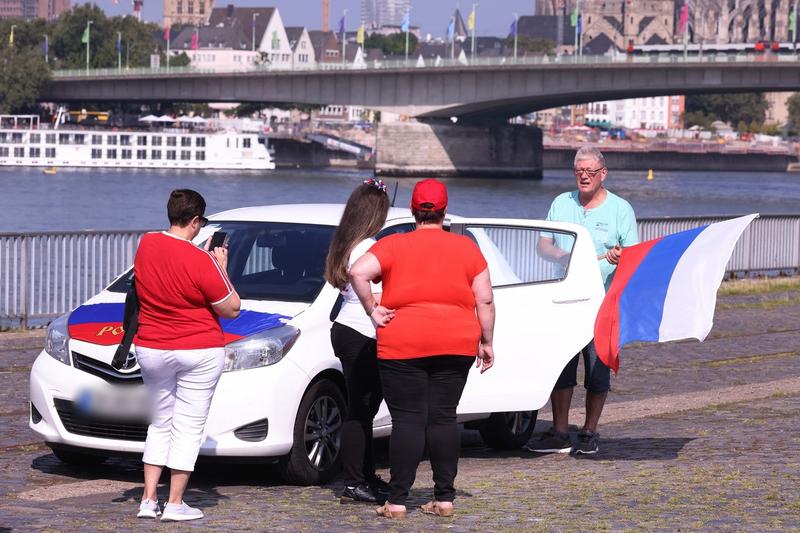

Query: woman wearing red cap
left=350, top=178, right=495, bottom=519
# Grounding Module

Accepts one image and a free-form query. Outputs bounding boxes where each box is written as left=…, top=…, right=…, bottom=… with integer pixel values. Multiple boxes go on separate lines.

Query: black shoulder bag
left=111, top=277, right=140, bottom=370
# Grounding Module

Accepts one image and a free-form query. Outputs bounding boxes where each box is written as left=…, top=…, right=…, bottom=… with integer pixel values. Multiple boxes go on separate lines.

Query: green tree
left=365, top=32, right=418, bottom=55
left=786, top=93, right=800, bottom=130
left=0, top=46, right=51, bottom=113
left=684, top=93, right=768, bottom=128
left=507, top=35, right=555, bottom=55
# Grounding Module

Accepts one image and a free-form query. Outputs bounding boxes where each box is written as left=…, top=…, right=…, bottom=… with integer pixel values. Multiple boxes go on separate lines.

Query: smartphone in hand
left=208, top=231, right=227, bottom=250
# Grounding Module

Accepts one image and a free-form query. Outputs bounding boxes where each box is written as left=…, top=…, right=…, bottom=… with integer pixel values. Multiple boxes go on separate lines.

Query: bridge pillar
left=374, top=120, right=543, bottom=180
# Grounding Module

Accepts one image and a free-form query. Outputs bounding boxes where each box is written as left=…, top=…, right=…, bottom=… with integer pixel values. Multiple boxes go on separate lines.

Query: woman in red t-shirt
left=134, top=189, right=240, bottom=522
left=350, top=179, right=495, bottom=519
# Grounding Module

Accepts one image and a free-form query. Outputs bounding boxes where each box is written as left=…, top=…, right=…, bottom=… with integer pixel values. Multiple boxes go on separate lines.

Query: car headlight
left=223, top=325, right=300, bottom=372
left=45, top=313, right=71, bottom=366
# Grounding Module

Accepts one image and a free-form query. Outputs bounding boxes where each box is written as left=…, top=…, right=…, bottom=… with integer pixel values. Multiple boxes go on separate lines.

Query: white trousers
left=137, top=346, right=225, bottom=472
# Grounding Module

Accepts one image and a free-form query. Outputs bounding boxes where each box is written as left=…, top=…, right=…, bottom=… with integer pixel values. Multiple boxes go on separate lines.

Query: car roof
left=208, top=203, right=465, bottom=226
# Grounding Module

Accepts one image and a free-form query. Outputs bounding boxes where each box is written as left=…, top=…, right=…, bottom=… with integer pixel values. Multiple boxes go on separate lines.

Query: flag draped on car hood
left=594, top=214, right=758, bottom=372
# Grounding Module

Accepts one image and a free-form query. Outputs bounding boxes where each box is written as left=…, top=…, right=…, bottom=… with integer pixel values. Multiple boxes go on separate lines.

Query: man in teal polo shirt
left=527, top=146, right=638, bottom=455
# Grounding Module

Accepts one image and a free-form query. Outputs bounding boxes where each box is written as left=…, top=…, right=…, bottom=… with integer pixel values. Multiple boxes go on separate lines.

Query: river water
left=1, top=167, right=798, bottom=232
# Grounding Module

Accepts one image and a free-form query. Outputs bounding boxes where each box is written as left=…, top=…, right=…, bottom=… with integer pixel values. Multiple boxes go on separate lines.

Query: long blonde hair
left=324, top=182, right=390, bottom=290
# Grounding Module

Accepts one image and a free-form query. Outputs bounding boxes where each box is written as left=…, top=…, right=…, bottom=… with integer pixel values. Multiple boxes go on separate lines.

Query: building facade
left=285, top=26, right=316, bottom=69
left=207, top=6, right=293, bottom=69
left=163, top=0, right=214, bottom=28
left=0, top=0, right=68, bottom=20
left=690, top=0, right=792, bottom=44
left=361, top=0, right=410, bottom=28
left=584, top=96, right=685, bottom=131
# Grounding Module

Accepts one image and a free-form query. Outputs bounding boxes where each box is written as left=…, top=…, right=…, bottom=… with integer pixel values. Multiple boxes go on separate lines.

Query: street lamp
left=252, top=12, right=260, bottom=52
left=85, top=20, right=93, bottom=73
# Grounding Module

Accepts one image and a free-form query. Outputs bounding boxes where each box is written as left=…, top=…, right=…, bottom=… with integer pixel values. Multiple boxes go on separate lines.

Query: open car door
left=452, top=218, right=605, bottom=415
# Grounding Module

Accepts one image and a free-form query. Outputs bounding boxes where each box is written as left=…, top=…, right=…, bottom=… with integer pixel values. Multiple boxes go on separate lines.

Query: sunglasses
left=198, top=216, right=209, bottom=227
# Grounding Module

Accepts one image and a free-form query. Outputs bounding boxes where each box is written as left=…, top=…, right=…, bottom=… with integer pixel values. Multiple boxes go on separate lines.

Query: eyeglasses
left=199, top=216, right=209, bottom=227
left=574, top=167, right=605, bottom=178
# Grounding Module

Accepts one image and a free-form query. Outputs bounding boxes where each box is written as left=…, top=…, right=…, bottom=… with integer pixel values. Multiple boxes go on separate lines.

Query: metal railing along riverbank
left=2, top=215, right=798, bottom=328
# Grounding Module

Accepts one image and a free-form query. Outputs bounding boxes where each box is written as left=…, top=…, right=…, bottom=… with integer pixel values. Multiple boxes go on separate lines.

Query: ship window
left=29, top=147, right=40, bottom=158
left=243, top=138, right=251, bottom=148
left=91, top=148, right=102, bottom=159
left=121, top=149, right=132, bottom=159
left=137, top=135, right=148, bottom=146
left=12, top=132, right=23, bottom=143
left=58, top=134, right=70, bottom=144
left=151, top=150, right=162, bottom=160
left=45, top=148, right=55, bottom=158
left=180, top=150, right=191, bottom=160
left=0, top=147, right=8, bottom=157
left=167, top=150, right=177, bottom=160
left=151, top=136, right=162, bottom=146
left=46, top=134, right=56, bottom=144
left=107, top=135, right=117, bottom=145
left=30, top=134, right=41, bottom=144
left=196, top=150, right=205, bottom=160
left=137, top=149, right=147, bottom=159
left=74, top=134, right=85, bottom=144
left=181, top=137, right=192, bottom=147
left=91, top=134, right=102, bottom=145
left=196, top=137, right=205, bottom=147
left=0, top=132, right=6, bottom=142
left=167, top=136, right=177, bottom=146
left=107, top=149, right=117, bottom=159
left=120, top=135, right=131, bottom=146
left=14, top=147, right=25, bottom=157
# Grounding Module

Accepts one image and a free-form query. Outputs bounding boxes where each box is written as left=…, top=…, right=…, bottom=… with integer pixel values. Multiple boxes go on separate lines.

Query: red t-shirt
left=369, top=228, right=488, bottom=360
left=133, top=231, right=234, bottom=350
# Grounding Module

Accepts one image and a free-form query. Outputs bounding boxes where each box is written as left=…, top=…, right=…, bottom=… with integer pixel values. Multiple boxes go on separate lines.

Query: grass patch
left=719, top=276, right=800, bottom=296
left=701, top=350, right=800, bottom=368
left=716, top=297, right=800, bottom=310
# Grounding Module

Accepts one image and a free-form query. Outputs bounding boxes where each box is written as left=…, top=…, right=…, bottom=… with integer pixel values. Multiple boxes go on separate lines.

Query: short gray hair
left=574, top=146, right=606, bottom=169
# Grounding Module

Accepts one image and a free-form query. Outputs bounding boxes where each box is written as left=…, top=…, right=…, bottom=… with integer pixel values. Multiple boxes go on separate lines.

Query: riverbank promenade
left=1, top=279, right=798, bottom=531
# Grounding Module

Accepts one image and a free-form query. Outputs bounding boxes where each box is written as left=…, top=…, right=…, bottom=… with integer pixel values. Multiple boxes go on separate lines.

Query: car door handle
left=552, top=296, right=591, bottom=304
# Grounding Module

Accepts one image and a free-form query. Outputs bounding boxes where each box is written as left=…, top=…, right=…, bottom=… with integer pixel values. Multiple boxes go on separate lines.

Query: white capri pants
left=136, top=347, right=225, bottom=472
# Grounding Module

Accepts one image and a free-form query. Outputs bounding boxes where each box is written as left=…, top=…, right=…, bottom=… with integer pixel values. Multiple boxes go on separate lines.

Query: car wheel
left=278, top=378, right=345, bottom=486
left=479, top=410, right=538, bottom=450
left=52, top=448, right=108, bottom=466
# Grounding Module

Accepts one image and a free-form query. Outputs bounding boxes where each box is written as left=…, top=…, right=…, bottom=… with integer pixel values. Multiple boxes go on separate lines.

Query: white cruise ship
left=0, top=112, right=275, bottom=171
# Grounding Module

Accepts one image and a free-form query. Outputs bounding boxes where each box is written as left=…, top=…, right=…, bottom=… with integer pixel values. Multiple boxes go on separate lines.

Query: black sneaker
left=524, top=428, right=572, bottom=454
left=366, top=474, right=390, bottom=494
left=571, top=430, right=599, bottom=455
left=340, top=483, right=386, bottom=505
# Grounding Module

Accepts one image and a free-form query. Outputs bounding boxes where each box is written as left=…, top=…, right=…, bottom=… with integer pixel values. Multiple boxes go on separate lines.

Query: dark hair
left=167, top=189, right=206, bottom=227
left=412, top=208, right=446, bottom=225
left=324, top=183, right=390, bottom=290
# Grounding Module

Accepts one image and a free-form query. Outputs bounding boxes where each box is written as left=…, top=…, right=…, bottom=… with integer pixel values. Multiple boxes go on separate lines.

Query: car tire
left=52, top=448, right=108, bottom=466
left=479, top=411, right=538, bottom=450
left=278, top=378, right=346, bottom=486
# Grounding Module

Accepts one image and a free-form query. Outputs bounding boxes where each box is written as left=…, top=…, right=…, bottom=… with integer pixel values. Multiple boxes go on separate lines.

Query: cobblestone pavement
left=1, top=286, right=799, bottom=532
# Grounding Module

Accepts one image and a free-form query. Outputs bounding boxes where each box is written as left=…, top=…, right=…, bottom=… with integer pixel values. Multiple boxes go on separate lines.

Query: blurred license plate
left=75, top=386, right=149, bottom=420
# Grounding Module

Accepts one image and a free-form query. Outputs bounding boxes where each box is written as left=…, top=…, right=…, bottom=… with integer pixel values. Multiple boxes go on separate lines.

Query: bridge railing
left=1, top=215, right=798, bottom=329
left=50, top=51, right=800, bottom=78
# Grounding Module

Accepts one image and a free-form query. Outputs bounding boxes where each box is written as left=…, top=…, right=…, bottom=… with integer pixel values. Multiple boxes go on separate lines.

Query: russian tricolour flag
left=594, top=214, right=758, bottom=373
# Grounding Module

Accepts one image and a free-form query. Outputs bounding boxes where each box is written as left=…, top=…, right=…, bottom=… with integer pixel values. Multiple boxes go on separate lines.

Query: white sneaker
left=160, top=501, right=204, bottom=522
left=136, top=499, right=161, bottom=519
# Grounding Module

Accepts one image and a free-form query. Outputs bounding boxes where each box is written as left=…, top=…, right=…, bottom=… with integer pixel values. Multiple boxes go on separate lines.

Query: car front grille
left=54, top=398, right=149, bottom=442
left=234, top=418, right=269, bottom=442
left=72, top=352, right=143, bottom=385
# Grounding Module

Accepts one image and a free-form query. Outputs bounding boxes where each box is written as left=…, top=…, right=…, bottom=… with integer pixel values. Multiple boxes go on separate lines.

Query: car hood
left=66, top=291, right=306, bottom=347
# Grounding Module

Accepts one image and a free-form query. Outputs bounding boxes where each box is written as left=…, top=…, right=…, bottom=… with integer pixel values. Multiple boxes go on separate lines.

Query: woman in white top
left=324, top=179, right=391, bottom=504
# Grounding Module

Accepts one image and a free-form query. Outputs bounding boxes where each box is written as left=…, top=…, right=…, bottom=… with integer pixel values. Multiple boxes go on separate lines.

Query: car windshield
left=108, top=222, right=336, bottom=303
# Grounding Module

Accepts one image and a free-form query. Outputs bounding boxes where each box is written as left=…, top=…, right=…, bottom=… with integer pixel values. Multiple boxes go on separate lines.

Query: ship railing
left=2, top=215, right=798, bottom=329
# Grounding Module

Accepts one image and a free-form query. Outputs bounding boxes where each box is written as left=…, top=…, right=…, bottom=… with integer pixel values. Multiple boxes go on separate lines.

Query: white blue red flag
left=594, top=214, right=758, bottom=372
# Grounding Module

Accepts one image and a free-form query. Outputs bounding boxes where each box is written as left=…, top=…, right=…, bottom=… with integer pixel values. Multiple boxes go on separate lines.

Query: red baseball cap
left=411, top=179, right=448, bottom=211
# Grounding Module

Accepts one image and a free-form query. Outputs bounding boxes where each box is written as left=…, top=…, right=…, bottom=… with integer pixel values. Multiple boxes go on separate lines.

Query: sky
left=93, top=0, right=536, bottom=39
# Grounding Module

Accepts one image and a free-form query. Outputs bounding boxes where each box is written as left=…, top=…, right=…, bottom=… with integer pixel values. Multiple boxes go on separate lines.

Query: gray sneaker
left=160, top=501, right=204, bottom=522
left=136, top=499, right=161, bottom=519
left=524, top=428, right=572, bottom=454
left=571, top=430, right=600, bottom=455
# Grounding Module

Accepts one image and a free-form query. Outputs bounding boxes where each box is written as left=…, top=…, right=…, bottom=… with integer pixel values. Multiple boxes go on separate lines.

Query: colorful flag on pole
left=190, top=30, right=199, bottom=50
left=594, top=214, right=758, bottom=373
left=576, top=14, right=582, bottom=34
left=356, top=24, right=365, bottom=45
left=447, top=17, right=455, bottom=41
left=338, top=14, right=345, bottom=35
left=43, top=36, right=48, bottom=56
left=8, top=27, right=13, bottom=47
left=570, top=5, right=579, bottom=27
left=81, top=24, right=90, bottom=44
left=790, top=7, right=797, bottom=35
left=468, top=8, right=475, bottom=31
left=401, top=11, right=410, bottom=33
left=678, top=4, right=689, bottom=34
left=509, top=17, right=517, bottom=37
left=163, top=24, right=171, bottom=43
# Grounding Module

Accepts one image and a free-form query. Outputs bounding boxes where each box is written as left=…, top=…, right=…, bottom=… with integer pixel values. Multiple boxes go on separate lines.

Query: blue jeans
left=553, top=342, right=611, bottom=394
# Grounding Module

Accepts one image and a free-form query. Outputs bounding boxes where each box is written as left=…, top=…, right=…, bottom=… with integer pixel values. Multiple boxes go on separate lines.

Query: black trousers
left=330, top=322, right=383, bottom=486
left=378, top=355, right=473, bottom=506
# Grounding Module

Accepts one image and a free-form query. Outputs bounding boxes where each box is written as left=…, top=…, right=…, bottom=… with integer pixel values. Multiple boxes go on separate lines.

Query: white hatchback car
left=29, top=204, right=604, bottom=485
